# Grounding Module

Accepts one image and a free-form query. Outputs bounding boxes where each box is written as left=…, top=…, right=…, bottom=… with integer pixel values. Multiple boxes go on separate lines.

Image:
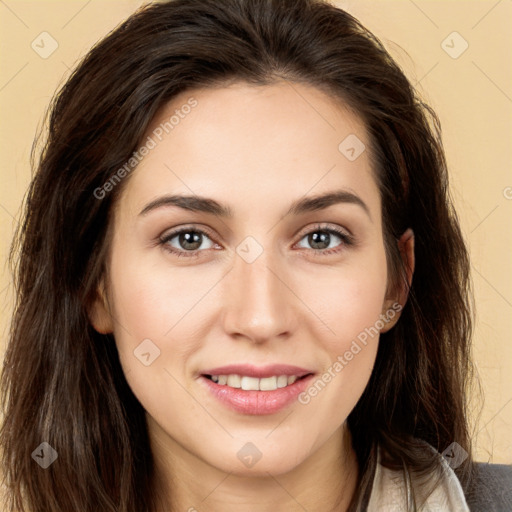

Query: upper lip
left=201, top=364, right=314, bottom=379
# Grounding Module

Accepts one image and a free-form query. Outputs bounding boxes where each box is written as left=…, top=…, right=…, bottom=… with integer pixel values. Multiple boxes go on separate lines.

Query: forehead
left=117, top=81, right=380, bottom=222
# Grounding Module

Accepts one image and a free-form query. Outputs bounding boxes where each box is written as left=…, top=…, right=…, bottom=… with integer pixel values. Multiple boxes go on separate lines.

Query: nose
left=221, top=245, right=297, bottom=344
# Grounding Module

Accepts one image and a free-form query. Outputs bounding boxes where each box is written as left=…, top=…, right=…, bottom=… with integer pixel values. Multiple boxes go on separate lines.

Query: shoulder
left=366, top=442, right=512, bottom=511
left=366, top=442, right=469, bottom=511
left=463, top=462, right=512, bottom=511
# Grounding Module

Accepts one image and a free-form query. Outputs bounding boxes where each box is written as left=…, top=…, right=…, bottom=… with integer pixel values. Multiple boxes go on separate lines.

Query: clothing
left=366, top=444, right=470, bottom=511
left=464, top=462, right=512, bottom=511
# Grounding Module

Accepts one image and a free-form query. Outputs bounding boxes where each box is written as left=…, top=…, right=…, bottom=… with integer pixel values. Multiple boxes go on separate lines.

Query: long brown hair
left=1, top=0, right=476, bottom=510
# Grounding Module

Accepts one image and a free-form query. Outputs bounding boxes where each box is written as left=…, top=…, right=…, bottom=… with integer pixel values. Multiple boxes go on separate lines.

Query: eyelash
left=158, top=224, right=354, bottom=259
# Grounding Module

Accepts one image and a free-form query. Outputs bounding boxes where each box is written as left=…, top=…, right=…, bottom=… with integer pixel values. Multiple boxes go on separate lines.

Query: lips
left=199, top=364, right=315, bottom=415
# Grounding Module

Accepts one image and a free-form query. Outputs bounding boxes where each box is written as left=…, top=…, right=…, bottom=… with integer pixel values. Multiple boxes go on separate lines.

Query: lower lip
left=200, top=375, right=315, bottom=415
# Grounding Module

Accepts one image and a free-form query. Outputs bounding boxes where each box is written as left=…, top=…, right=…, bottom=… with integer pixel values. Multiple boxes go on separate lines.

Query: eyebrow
left=139, top=189, right=371, bottom=220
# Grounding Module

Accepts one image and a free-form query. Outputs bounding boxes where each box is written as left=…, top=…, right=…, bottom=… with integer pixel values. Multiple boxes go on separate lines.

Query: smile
left=199, top=364, right=315, bottom=415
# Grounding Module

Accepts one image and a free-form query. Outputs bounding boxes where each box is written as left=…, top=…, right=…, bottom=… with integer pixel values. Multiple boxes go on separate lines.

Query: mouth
left=199, top=364, right=315, bottom=415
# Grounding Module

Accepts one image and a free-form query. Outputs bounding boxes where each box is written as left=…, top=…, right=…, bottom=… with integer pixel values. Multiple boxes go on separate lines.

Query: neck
left=150, top=419, right=359, bottom=512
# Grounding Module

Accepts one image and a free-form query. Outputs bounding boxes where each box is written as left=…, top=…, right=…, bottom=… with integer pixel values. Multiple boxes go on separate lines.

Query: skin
left=90, top=81, right=414, bottom=512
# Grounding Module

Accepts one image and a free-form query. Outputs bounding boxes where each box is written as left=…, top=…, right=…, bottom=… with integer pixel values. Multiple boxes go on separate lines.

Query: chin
left=200, top=438, right=311, bottom=478
left=216, top=455, right=304, bottom=478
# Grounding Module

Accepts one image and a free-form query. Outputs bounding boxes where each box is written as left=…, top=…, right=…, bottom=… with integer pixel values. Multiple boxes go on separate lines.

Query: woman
left=0, top=0, right=477, bottom=510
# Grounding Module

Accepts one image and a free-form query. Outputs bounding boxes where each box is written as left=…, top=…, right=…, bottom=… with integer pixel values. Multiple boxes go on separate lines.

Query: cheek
left=300, top=246, right=389, bottom=352
left=105, top=260, right=196, bottom=431
left=105, top=246, right=224, bottom=404
left=107, top=246, right=215, bottom=341
left=294, top=246, right=388, bottom=413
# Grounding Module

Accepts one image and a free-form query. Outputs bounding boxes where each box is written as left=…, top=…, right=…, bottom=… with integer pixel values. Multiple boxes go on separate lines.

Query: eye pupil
left=309, top=231, right=330, bottom=250
left=179, top=231, right=202, bottom=250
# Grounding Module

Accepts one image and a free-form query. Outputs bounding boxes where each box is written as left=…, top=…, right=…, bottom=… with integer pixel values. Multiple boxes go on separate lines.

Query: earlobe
left=87, top=282, right=114, bottom=334
left=381, top=228, right=415, bottom=333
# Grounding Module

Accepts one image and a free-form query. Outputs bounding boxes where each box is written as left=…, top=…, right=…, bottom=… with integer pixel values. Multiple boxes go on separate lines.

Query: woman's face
left=92, top=81, right=402, bottom=477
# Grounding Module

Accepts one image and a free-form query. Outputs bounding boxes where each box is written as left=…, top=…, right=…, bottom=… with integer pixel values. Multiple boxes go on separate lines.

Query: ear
left=380, top=228, right=415, bottom=333
left=87, top=280, right=114, bottom=334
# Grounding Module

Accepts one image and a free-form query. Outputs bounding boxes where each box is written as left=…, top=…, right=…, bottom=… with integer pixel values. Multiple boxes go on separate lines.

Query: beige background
left=0, top=0, right=510, bottom=464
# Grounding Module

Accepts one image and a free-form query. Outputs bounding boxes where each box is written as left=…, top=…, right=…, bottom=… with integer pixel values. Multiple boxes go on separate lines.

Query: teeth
left=259, top=376, right=277, bottom=391
left=277, top=375, right=288, bottom=388
left=241, top=376, right=260, bottom=390
left=227, top=374, right=241, bottom=388
left=208, top=374, right=304, bottom=390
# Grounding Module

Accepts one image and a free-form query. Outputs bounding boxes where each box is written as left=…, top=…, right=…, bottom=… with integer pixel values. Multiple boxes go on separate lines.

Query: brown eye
left=160, top=227, right=216, bottom=257
left=295, top=226, right=354, bottom=256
